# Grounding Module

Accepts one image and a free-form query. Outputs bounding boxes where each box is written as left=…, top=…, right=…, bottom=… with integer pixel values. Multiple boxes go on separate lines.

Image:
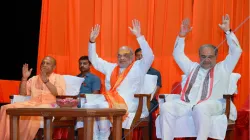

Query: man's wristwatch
left=225, top=29, right=232, bottom=35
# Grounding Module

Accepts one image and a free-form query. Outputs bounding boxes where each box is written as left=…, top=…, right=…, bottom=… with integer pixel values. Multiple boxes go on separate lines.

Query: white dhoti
left=158, top=99, right=225, bottom=140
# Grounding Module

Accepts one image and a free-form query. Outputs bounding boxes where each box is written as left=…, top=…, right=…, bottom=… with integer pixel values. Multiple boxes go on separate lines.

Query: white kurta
left=88, top=36, right=154, bottom=129
left=173, top=32, right=242, bottom=102
left=157, top=32, right=242, bottom=140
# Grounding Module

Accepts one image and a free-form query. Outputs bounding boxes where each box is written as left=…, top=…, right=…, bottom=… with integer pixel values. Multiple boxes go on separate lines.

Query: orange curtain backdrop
left=37, top=0, right=249, bottom=110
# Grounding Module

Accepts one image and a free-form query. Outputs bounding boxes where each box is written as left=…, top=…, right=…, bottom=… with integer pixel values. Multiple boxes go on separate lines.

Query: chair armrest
left=159, top=95, right=166, bottom=102
left=134, top=94, right=151, bottom=110
left=79, top=94, right=86, bottom=98
left=131, top=94, right=151, bottom=126
left=134, top=94, right=151, bottom=98
left=223, top=95, right=234, bottom=120
left=158, top=94, right=181, bottom=103
left=134, top=94, right=151, bottom=106
left=9, top=95, right=14, bottom=99
left=9, top=95, right=14, bottom=104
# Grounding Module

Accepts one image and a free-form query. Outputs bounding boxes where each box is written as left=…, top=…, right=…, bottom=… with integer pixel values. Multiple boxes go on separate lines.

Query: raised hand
left=22, top=63, right=32, bottom=80
left=179, top=18, right=192, bottom=37
left=129, top=19, right=142, bottom=38
left=218, top=14, right=230, bottom=32
left=90, top=24, right=100, bottom=43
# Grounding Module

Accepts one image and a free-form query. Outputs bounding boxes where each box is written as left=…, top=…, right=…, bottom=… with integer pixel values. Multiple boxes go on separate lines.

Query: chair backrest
left=63, top=75, right=85, bottom=96
left=227, top=73, right=241, bottom=95
left=11, top=95, right=31, bottom=104
left=140, top=74, right=158, bottom=117
left=142, top=74, right=158, bottom=100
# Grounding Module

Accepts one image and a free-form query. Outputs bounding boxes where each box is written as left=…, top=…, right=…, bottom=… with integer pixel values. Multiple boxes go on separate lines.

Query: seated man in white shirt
left=159, top=14, right=242, bottom=140
left=88, top=19, right=154, bottom=140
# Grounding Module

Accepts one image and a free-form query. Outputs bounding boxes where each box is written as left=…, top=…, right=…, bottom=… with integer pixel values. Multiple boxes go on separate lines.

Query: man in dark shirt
left=77, top=56, right=101, bottom=94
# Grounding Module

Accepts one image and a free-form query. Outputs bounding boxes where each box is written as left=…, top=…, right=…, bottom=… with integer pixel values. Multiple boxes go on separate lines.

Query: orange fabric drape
left=37, top=0, right=249, bottom=110
left=0, top=80, right=20, bottom=103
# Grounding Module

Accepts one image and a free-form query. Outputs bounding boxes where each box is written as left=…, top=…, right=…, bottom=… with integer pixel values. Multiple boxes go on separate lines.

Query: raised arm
left=88, top=24, right=115, bottom=74
left=19, top=63, right=32, bottom=95
left=218, top=14, right=242, bottom=72
left=129, top=19, right=154, bottom=74
left=173, top=18, right=196, bottom=75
